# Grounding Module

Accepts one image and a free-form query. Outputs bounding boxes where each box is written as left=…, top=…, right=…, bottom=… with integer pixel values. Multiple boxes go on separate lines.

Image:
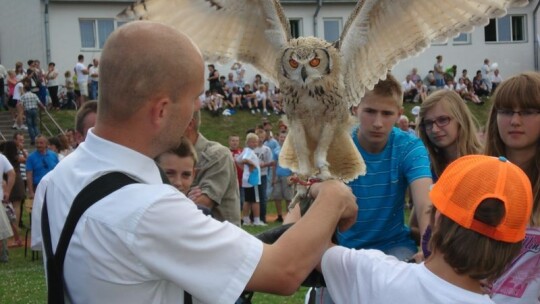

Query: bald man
left=34, top=21, right=357, bottom=303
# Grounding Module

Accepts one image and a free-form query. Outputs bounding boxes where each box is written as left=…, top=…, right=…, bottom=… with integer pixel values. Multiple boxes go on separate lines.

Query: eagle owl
left=119, top=0, right=527, bottom=188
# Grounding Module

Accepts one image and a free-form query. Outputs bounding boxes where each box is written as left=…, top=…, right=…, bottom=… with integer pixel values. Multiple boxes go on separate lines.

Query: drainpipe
left=44, top=0, right=51, bottom=63
left=534, top=0, right=540, bottom=70
left=313, top=0, right=322, bottom=37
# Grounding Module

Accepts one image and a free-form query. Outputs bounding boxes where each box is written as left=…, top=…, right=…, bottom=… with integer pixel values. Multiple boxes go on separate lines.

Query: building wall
left=0, top=0, right=46, bottom=69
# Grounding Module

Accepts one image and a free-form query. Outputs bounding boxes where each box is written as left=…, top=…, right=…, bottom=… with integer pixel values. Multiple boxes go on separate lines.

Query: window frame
left=484, top=14, right=527, bottom=44
left=452, top=33, right=471, bottom=45
left=289, top=18, right=303, bottom=38
left=322, top=17, right=342, bottom=43
left=79, top=18, right=128, bottom=50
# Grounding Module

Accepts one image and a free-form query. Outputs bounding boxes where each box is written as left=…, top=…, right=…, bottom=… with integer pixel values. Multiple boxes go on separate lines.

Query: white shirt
left=401, top=80, right=415, bottom=92
left=322, top=247, right=494, bottom=304
left=254, top=145, right=273, bottom=176
left=237, top=147, right=260, bottom=188
left=33, top=129, right=263, bottom=304
left=75, top=62, right=88, bottom=83
left=0, top=154, right=14, bottom=199
left=89, top=66, right=99, bottom=82
left=13, top=82, right=23, bottom=100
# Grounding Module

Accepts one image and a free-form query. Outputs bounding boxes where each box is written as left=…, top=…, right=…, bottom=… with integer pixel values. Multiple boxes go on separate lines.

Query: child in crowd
left=322, top=155, right=532, bottom=304
left=484, top=72, right=540, bottom=303
left=156, top=137, right=198, bottom=196
left=236, top=133, right=264, bottom=226
left=413, top=90, right=483, bottom=257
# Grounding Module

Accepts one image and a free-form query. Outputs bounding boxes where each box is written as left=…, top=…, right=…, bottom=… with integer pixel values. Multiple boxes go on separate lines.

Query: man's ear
left=150, top=97, right=171, bottom=127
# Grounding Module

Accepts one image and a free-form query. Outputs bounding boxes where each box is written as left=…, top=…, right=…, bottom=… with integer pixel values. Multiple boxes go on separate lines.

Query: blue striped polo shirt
left=337, top=127, right=431, bottom=252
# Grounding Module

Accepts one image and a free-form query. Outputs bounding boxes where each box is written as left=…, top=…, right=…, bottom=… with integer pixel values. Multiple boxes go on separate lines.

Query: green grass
left=5, top=100, right=493, bottom=304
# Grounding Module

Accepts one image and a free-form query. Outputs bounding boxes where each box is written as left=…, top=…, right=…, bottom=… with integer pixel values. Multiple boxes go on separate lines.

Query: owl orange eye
left=309, top=58, right=321, bottom=67
left=289, top=59, right=299, bottom=69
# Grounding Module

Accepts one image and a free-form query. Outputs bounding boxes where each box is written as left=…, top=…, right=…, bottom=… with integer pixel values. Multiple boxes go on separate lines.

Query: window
left=79, top=19, right=128, bottom=49
left=453, top=33, right=471, bottom=45
left=323, top=18, right=341, bottom=42
left=484, top=15, right=526, bottom=42
left=289, top=19, right=303, bottom=38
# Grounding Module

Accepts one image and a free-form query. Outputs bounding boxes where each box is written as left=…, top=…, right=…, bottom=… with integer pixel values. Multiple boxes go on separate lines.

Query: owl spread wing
left=117, top=0, right=291, bottom=84
left=339, top=0, right=529, bottom=107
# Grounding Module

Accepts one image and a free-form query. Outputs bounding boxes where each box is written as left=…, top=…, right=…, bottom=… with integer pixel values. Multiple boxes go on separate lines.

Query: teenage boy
left=307, top=74, right=432, bottom=303
left=322, top=155, right=532, bottom=303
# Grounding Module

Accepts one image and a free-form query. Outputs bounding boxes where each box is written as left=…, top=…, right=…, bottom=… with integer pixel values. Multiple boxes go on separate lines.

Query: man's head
left=35, top=135, right=48, bottom=154
left=436, top=55, right=442, bottom=62
left=75, top=100, right=98, bottom=143
left=255, top=129, right=266, bottom=146
left=78, top=54, right=84, bottom=62
left=13, top=132, right=25, bottom=148
left=229, top=135, right=240, bottom=150
left=484, top=58, right=490, bottom=64
left=93, top=58, right=99, bottom=67
left=429, top=155, right=532, bottom=282
left=277, top=132, right=287, bottom=146
left=97, top=21, right=204, bottom=156
left=353, top=74, right=403, bottom=153
left=397, top=115, right=409, bottom=131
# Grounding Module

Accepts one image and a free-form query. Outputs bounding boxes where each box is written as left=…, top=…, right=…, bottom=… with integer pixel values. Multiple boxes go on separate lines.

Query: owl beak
left=301, top=67, right=307, bottom=82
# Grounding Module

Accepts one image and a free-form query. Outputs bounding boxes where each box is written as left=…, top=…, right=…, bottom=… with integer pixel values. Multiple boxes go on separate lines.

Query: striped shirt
left=337, top=127, right=432, bottom=252
left=20, top=91, right=40, bottom=110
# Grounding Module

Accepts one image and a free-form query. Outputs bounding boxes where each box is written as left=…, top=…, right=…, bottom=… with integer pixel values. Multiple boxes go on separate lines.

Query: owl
left=119, top=0, right=528, bottom=203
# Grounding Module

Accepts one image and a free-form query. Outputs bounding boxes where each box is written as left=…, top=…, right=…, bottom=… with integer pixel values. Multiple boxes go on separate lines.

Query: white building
left=1, top=0, right=539, bottom=87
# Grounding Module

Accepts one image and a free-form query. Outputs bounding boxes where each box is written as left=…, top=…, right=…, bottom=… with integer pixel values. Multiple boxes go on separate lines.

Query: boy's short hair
left=429, top=155, right=532, bottom=281
left=157, top=137, right=198, bottom=166
left=245, top=132, right=258, bottom=144
left=365, top=73, right=403, bottom=107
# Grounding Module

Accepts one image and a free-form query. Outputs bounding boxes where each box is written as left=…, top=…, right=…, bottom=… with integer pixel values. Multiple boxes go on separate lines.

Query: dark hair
left=207, top=64, right=215, bottom=69
left=27, top=59, right=34, bottom=66
left=48, top=136, right=61, bottom=151
left=75, top=101, right=98, bottom=135
left=13, top=131, right=24, bottom=140
left=430, top=198, right=522, bottom=282
left=49, top=62, right=55, bottom=67
left=155, top=137, right=198, bottom=165
left=78, top=54, right=84, bottom=61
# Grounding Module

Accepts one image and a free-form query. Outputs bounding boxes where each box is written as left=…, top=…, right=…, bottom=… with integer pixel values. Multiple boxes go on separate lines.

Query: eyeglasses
left=421, top=116, right=451, bottom=131
left=496, top=108, right=540, bottom=118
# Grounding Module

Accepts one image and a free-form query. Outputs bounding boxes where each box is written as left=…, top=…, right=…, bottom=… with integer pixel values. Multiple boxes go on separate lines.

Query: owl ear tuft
left=332, top=39, right=340, bottom=49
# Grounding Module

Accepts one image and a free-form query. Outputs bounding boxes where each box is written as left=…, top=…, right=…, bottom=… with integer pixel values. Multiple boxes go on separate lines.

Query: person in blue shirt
left=26, top=135, right=59, bottom=198
left=307, top=74, right=433, bottom=304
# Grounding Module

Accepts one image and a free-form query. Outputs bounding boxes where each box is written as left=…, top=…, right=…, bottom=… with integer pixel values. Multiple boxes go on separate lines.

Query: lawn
left=3, top=98, right=493, bottom=303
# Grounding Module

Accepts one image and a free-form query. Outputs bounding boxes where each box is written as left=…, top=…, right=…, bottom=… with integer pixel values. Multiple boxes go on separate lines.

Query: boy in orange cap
left=321, top=155, right=533, bottom=303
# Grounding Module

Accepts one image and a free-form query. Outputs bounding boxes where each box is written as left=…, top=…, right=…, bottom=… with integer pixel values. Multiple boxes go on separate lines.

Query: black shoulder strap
left=42, top=172, right=138, bottom=304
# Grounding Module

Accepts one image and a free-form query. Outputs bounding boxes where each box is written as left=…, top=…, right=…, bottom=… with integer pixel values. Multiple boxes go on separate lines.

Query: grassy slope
left=5, top=98, right=493, bottom=303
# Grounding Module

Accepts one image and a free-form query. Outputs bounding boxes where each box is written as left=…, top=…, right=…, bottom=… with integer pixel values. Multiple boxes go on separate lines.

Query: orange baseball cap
left=430, top=155, right=532, bottom=243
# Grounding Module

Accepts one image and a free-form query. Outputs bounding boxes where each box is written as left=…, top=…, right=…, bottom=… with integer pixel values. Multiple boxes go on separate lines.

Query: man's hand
left=309, top=180, right=357, bottom=232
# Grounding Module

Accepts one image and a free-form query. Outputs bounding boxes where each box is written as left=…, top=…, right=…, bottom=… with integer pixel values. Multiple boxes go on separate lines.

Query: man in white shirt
left=34, top=21, right=357, bottom=303
left=74, top=54, right=89, bottom=105
left=89, top=58, right=99, bottom=100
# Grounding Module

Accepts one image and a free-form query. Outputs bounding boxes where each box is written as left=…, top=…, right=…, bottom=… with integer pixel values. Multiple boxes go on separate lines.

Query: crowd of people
left=0, top=21, right=538, bottom=304
left=401, top=56, right=502, bottom=106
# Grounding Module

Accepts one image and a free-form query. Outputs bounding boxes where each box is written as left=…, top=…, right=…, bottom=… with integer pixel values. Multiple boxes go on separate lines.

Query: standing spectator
left=272, top=132, right=293, bottom=223
left=89, top=58, right=99, bottom=100
left=207, top=64, right=220, bottom=92
left=156, top=138, right=198, bottom=196
left=34, top=60, right=47, bottom=104
left=26, top=60, right=41, bottom=97
left=14, top=61, right=25, bottom=81
left=229, top=134, right=244, bottom=207
left=26, top=135, right=59, bottom=198
left=20, top=78, right=46, bottom=144
left=2, top=141, right=27, bottom=246
left=13, top=132, right=28, bottom=228
left=490, top=68, right=502, bottom=93
left=184, top=110, right=241, bottom=226
left=444, top=64, right=457, bottom=82
left=74, top=54, right=89, bottom=106
left=481, top=58, right=492, bottom=93
left=64, top=70, right=76, bottom=109
left=0, top=152, right=15, bottom=259
left=433, top=55, right=445, bottom=88
left=255, top=129, right=274, bottom=224
left=6, top=71, right=21, bottom=128
left=238, top=133, right=263, bottom=226
left=46, top=62, right=60, bottom=110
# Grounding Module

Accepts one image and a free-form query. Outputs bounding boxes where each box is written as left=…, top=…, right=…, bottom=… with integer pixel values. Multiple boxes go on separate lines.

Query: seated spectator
left=473, top=70, right=489, bottom=97
left=231, top=62, right=245, bottom=89
left=255, top=84, right=273, bottom=115
left=402, top=75, right=417, bottom=102
left=490, top=69, right=502, bottom=93
left=241, top=84, right=257, bottom=113
left=455, top=78, right=483, bottom=105
left=443, top=78, right=454, bottom=90
left=271, top=87, right=284, bottom=114
left=397, top=115, right=416, bottom=136
left=423, top=70, right=437, bottom=92
left=409, top=68, right=422, bottom=84
left=413, top=80, right=427, bottom=104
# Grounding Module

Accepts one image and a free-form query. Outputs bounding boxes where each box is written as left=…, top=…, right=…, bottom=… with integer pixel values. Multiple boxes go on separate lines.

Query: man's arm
left=246, top=180, right=357, bottom=295
left=410, top=177, right=432, bottom=240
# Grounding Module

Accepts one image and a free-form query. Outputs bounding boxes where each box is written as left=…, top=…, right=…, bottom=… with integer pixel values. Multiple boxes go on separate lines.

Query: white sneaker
left=21, top=125, right=28, bottom=130
left=256, top=109, right=261, bottom=113
left=253, top=221, right=267, bottom=226
left=251, top=109, right=255, bottom=115
left=11, top=123, right=17, bottom=129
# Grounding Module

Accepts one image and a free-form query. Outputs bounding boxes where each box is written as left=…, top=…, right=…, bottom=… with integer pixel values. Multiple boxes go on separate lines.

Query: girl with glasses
left=486, top=72, right=540, bottom=304
left=412, top=90, right=482, bottom=259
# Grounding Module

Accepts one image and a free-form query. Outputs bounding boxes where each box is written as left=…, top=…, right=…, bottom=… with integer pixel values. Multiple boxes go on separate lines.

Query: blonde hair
left=418, top=90, right=482, bottom=177
left=245, top=133, right=259, bottom=145
left=484, top=72, right=540, bottom=226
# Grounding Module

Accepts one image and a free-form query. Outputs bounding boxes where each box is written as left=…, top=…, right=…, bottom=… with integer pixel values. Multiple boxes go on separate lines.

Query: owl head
left=278, top=37, right=340, bottom=88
